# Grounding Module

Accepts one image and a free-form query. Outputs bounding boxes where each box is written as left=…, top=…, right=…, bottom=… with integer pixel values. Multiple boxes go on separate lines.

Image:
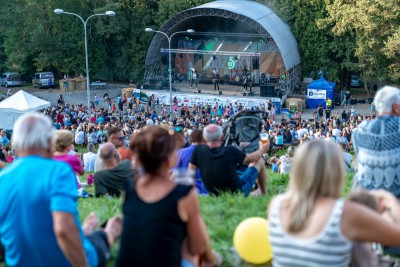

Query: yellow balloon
left=233, top=217, right=272, bottom=264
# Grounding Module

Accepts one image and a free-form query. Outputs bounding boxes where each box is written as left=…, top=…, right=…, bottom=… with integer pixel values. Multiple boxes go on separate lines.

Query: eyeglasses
left=118, top=136, right=126, bottom=141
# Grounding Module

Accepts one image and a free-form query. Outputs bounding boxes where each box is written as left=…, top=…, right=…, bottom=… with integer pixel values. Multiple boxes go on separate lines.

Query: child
left=270, top=156, right=280, bottom=173
left=6, top=149, right=15, bottom=163
left=348, top=191, right=379, bottom=267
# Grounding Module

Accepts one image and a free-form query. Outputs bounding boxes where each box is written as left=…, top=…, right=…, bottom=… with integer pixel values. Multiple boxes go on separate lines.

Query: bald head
left=203, top=124, right=223, bottom=142
left=99, top=142, right=117, bottom=161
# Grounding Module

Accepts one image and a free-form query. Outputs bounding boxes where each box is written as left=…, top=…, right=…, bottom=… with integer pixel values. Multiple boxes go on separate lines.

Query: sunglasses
left=118, top=136, right=126, bottom=141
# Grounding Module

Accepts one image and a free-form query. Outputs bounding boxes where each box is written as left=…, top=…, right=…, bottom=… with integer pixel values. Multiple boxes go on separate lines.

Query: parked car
left=32, top=72, right=55, bottom=88
left=351, top=75, right=361, bottom=87
left=0, top=72, right=21, bottom=87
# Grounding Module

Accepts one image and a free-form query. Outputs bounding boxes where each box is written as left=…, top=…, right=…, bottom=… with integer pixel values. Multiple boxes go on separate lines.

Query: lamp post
left=145, top=28, right=195, bottom=120
left=54, top=8, right=115, bottom=119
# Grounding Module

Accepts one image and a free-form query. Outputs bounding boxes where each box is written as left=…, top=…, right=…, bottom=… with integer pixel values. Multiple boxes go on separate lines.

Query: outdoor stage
left=144, top=0, right=301, bottom=96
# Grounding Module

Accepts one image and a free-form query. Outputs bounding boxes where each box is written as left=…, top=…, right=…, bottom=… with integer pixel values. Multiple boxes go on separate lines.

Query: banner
left=143, top=90, right=280, bottom=109
left=307, top=89, right=326, bottom=99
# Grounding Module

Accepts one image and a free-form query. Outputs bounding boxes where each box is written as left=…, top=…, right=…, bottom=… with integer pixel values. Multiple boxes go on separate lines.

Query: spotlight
left=234, top=56, right=239, bottom=61
left=213, top=55, right=217, bottom=60
left=179, top=54, right=183, bottom=58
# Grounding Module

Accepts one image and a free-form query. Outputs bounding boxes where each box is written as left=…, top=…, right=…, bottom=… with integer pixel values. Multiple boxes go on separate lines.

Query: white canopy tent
left=0, top=90, right=50, bottom=130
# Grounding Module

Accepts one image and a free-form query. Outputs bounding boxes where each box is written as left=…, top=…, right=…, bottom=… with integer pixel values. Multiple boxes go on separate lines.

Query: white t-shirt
left=279, top=156, right=293, bottom=175
left=75, top=131, right=85, bottom=145
left=83, top=152, right=97, bottom=172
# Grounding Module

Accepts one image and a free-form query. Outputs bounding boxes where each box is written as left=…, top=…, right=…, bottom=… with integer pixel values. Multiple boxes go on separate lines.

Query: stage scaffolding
left=144, top=2, right=301, bottom=95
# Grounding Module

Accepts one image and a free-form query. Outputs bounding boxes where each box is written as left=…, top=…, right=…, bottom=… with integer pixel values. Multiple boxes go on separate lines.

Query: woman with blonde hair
left=53, top=130, right=85, bottom=192
left=268, top=140, right=400, bottom=267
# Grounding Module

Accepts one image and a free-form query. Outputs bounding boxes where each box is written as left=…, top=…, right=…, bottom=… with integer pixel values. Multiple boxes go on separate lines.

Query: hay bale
left=122, top=87, right=134, bottom=98
left=285, top=98, right=304, bottom=112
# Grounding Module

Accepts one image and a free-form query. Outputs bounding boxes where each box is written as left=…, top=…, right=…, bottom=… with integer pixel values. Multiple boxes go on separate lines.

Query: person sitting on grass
left=53, top=130, right=87, bottom=194
left=269, top=156, right=280, bottom=173
left=277, top=146, right=295, bottom=175
left=268, top=140, right=400, bottom=267
left=189, top=124, right=269, bottom=196
left=94, top=142, right=134, bottom=198
left=0, top=112, right=122, bottom=267
left=117, top=126, right=219, bottom=267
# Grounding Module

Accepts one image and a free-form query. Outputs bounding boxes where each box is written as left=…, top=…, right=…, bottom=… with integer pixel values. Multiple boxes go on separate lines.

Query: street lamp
left=54, top=8, right=115, bottom=119
left=145, top=28, right=195, bottom=120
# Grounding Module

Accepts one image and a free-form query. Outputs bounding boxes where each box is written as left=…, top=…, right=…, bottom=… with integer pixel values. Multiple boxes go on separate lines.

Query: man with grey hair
left=352, top=86, right=400, bottom=196
left=189, top=124, right=269, bottom=196
left=94, top=142, right=134, bottom=197
left=0, top=112, right=122, bottom=267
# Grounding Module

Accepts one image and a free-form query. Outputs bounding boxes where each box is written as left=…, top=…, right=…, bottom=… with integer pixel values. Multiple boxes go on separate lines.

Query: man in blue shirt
left=0, top=130, right=9, bottom=147
left=0, top=113, right=122, bottom=267
left=176, top=129, right=208, bottom=194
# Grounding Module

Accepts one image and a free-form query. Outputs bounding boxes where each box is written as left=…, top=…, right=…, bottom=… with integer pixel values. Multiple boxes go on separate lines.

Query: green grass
left=73, top=170, right=354, bottom=267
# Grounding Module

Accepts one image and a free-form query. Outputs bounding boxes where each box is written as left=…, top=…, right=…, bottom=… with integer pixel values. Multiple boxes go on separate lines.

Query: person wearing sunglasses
left=95, top=127, right=128, bottom=172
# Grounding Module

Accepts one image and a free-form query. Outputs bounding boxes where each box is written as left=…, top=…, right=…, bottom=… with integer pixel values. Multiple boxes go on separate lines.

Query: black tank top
left=116, top=180, right=192, bottom=267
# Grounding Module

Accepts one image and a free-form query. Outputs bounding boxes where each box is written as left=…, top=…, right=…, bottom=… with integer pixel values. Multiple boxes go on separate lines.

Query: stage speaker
left=260, top=85, right=276, bottom=97
left=261, top=73, right=266, bottom=79
left=161, top=52, right=168, bottom=65
left=260, top=78, right=266, bottom=85
left=219, top=91, right=222, bottom=95
left=198, top=89, right=201, bottom=93
left=252, top=56, right=260, bottom=69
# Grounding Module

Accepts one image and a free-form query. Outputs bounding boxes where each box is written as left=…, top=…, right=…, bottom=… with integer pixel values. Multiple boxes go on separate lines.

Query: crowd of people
left=0, top=85, right=399, bottom=266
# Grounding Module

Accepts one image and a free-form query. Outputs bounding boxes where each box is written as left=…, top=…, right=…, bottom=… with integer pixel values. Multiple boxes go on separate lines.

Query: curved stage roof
left=145, top=0, right=300, bottom=71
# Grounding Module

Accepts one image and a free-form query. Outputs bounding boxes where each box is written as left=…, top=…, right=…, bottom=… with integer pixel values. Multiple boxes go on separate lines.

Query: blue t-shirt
left=0, top=136, right=9, bottom=146
left=0, top=156, right=98, bottom=267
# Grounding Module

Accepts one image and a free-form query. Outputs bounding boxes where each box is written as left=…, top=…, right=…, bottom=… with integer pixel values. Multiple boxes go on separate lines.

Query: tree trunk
left=363, top=81, right=372, bottom=97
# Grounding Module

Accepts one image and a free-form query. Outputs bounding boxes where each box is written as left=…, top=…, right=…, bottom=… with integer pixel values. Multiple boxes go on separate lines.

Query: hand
left=369, top=190, right=398, bottom=213
left=259, top=140, right=270, bottom=154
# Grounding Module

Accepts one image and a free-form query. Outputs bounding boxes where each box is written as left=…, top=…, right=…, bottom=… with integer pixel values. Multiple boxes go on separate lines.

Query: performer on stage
left=213, top=68, right=220, bottom=91
left=190, top=69, right=198, bottom=89
left=243, top=76, right=248, bottom=91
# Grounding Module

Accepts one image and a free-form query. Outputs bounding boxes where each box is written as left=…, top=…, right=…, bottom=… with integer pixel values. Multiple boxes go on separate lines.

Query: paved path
left=4, top=83, right=373, bottom=120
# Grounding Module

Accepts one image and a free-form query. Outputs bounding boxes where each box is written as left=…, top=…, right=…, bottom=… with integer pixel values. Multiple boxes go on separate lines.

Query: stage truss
left=144, top=7, right=301, bottom=95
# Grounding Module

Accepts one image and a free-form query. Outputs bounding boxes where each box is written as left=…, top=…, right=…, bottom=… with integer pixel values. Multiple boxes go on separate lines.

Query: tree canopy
left=0, top=0, right=398, bottom=87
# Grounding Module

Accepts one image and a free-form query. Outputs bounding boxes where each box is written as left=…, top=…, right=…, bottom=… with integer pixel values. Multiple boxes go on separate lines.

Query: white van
left=32, top=72, right=55, bottom=88
left=0, top=72, right=21, bottom=87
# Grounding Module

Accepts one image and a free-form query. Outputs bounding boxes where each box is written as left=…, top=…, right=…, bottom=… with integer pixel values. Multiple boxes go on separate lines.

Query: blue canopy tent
left=306, top=77, right=336, bottom=109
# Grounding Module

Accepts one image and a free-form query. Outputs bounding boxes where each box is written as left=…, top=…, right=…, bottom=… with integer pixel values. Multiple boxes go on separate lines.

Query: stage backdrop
left=306, top=77, right=335, bottom=109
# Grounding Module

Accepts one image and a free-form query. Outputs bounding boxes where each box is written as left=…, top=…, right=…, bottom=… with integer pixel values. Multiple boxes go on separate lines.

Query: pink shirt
left=53, top=154, right=83, bottom=175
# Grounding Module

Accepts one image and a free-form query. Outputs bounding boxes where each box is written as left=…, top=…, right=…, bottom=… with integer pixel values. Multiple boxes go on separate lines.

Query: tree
left=326, top=0, right=400, bottom=94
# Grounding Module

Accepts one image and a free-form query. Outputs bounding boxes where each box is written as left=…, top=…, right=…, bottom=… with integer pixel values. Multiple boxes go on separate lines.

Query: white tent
left=0, top=90, right=50, bottom=130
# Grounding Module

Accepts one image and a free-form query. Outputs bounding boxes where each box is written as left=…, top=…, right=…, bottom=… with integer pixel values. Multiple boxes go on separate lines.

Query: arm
left=188, top=163, right=197, bottom=173
left=243, top=140, right=269, bottom=163
left=178, top=189, right=216, bottom=265
left=53, top=212, right=88, bottom=267
left=342, top=201, right=400, bottom=246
